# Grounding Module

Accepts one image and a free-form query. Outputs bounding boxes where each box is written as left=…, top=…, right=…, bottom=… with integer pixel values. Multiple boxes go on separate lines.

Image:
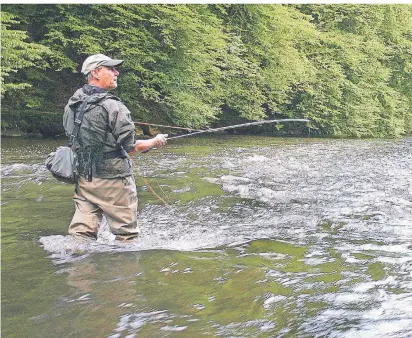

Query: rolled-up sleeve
left=105, top=100, right=136, bottom=152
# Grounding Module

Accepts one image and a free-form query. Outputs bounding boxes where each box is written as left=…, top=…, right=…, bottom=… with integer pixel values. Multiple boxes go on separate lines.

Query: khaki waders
left=69, top=176, right=139, bottom=240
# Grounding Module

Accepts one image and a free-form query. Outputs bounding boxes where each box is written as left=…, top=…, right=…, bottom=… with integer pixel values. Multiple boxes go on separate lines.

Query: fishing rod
left=166, top=119, right=310, bottom=140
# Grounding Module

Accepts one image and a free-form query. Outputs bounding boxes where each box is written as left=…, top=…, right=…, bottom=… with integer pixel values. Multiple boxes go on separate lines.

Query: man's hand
left=152, top=134, right=168, bottom=147
left=128, top=134, right=168, bottom=155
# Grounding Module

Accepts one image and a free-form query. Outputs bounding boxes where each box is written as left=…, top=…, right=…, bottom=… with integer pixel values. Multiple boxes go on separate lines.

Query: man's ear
left=91, top=69, right=100, bottom=80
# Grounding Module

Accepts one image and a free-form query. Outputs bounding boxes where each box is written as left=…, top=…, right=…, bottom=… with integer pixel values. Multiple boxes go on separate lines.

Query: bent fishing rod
left=166, top=119, right=310, bottom=140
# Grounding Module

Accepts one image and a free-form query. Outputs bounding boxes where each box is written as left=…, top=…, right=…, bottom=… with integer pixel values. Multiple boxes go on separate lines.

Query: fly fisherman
left=63, top=54, right=167, bottom=241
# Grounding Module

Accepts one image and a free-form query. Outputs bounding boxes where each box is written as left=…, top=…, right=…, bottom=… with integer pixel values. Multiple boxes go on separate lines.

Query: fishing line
left=154, top=181, right=172, bottom=204
left=143, top=176, right=170, bottom=205
left=132, top=159, right=170, bottom=205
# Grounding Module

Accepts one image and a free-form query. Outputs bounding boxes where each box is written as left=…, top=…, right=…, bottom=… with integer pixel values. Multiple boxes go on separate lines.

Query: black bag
left=45, top=94, right=102, bottom=184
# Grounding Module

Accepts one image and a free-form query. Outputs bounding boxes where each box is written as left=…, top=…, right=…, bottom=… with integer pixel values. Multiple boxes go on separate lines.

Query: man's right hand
left=128, top=134, right=168, bottom=155
left=152, top=134, right=168, bottom=147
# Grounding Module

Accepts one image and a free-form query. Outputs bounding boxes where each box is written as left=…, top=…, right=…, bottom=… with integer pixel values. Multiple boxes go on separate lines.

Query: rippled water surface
left=2, top=136, right=412, bottom=337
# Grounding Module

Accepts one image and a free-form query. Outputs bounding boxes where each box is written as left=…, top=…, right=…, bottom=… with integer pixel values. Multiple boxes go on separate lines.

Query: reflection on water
left=1, top=136, right=412, bottom=337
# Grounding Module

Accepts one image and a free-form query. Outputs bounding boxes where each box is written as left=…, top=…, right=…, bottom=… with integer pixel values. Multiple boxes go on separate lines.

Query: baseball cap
left=81, top=54, right=124, bottom=74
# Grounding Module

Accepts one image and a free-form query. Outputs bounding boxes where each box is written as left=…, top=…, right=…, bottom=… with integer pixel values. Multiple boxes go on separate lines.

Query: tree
left=1, top=11, right=51, bottom=97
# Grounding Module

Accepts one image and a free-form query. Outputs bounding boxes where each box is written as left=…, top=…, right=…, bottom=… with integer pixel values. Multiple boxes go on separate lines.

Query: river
left=1, top=135, right=412, bottom=337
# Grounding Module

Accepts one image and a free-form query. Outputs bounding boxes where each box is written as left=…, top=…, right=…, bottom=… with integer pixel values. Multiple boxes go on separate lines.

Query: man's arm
left=103, top=99, right=167, bottom=155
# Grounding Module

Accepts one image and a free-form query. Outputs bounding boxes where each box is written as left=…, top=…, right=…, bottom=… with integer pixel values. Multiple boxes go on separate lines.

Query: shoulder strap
left=68, top=94, right=107, bottom=147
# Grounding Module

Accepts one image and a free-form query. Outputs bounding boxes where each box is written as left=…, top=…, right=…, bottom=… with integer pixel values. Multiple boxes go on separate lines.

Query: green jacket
left=63, top=85, right=135, bottom=179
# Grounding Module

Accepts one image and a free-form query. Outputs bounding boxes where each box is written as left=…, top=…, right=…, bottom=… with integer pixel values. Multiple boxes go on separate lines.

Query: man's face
left=92, top=66, right=119, bottom=90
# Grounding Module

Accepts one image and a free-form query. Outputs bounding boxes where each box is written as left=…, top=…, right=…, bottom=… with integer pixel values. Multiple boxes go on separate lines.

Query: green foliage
left=216, top=4, right=315, bottom=116
left=294, top=4, right=412, bottom=136
left=1, top=11, right=51, bottom=96
left=2, top=4, right=412, bottom=137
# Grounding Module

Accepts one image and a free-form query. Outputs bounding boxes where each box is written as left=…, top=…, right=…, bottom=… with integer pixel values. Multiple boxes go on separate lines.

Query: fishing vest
left=63, top=85, right=135, bottom=180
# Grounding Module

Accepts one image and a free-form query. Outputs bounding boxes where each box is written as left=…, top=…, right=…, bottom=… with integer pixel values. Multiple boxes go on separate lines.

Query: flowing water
left=1, top=135, right=412, bottom=337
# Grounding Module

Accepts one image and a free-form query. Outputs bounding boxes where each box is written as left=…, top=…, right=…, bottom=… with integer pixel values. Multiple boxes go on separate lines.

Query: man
left=63, top=54, right=167, bottom=241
